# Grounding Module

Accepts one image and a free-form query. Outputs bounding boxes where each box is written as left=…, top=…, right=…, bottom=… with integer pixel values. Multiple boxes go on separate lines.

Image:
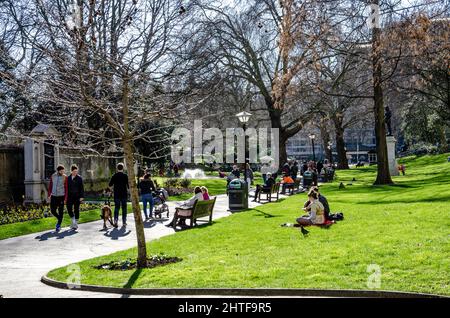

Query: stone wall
left=0, top=143, right=120, bottom=202
left=58, top=148, right=120, bottom=194
left=0, top=145, right=25, bottom=202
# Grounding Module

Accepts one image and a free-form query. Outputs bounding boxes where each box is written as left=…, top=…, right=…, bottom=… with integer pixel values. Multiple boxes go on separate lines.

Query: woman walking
left=67, top=164, right=84, bottom=230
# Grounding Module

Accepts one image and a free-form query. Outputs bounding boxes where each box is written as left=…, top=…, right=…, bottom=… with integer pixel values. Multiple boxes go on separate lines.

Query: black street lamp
left=309, top=133, right=316, bottom=162
left=236, top=111, right=252, bottom=207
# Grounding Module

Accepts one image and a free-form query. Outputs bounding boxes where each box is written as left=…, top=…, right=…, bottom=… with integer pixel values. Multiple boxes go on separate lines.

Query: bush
left=163, top=178, right=179, bottom=188
left=407, top=142, right=440, bottom=156
left=164, top=187, right=193, bottom=197
left=179, top=178, right=192, bottom=188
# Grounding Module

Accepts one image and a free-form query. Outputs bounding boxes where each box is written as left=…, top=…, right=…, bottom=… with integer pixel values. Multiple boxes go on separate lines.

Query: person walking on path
left=67, top=164, right=84, bottom=230
left=48, top=165, right=68, bottom=232
left=245, top=163, right=254, bottom=191
left=109, top=163, right=129, bottom=227
left=138, top=172, right=156, bottom=221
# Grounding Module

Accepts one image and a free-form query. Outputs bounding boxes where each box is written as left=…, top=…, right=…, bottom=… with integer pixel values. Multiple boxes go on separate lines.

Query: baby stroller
left=152, top=188, right=170, bottom=218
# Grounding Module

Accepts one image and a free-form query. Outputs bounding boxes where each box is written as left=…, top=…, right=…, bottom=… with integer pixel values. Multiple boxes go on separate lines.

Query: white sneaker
left=71, top=218, right=78, bottom=230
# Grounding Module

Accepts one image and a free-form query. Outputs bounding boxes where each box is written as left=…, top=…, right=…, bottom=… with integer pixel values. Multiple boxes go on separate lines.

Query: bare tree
left=5, top=0, right=203, bottom=268
left=193, top=0, right=342, bottom=165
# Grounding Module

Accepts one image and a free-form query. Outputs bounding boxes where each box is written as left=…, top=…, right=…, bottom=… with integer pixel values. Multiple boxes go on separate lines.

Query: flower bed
left=94, top=254, right=182, bottom=271
left=0, top=202, right=102, bottom=225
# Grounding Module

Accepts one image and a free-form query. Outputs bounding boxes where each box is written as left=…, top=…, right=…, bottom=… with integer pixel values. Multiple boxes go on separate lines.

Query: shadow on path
left=35, top=229, right=78, bottom=241
left=104, top=226, right=131, bottom=240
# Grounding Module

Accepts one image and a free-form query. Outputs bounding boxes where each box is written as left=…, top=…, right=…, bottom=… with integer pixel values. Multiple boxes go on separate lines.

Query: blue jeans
left=141, top=193, right=154, bottom=218
left=114, top=197, right=128, bottom=223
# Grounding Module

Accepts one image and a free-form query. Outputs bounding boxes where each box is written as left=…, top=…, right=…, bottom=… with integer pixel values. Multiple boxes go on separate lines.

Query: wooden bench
left=258, top=183, right=280, bottom=202
left=283, top=178, right=301, bottom=195
left=173, top=197, right=216, bottom=228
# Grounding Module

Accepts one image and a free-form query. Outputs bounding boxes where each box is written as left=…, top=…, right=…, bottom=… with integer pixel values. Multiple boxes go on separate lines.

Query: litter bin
left=228, top=179, right=248, bottom=211
left=302, top=171, right=313, bottom=188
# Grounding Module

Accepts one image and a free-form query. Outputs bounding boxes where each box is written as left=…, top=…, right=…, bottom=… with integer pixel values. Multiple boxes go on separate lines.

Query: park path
left=0, top=193, right=279, bottom=298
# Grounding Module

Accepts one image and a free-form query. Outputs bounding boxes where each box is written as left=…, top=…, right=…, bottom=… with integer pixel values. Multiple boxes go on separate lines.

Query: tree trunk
left=268, top=107, right=288, bottom=170
left=439, top=125, right=448, bottom=153
left=371, top=9, right=393, bottom=185
left=333, top=117, right=349, bottom=169
left=122, top=78, right=147, bottom=268
left=319, top=121, right=332, bottom=164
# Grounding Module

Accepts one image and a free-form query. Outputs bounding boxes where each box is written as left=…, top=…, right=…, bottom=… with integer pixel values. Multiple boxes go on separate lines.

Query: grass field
left=0, top=208, right=102, bottom=241
left=153, top=177, right=228, bottom=201
left=47, top=153, right=450, bottom=295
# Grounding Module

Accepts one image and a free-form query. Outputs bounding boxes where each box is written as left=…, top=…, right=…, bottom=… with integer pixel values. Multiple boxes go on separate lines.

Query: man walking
left=67, top=164, right=84, bottom=230
left=48, top=165, right=68, bottom=232
left=109, top=163, right=129, bottom=227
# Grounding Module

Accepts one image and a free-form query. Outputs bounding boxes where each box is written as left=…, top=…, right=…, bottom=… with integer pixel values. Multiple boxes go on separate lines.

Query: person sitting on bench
left=280, top=173, right=295, bottom=194
left=252, top=172, right=275, bottom=202
left=166, top=186, right=204, bottom=227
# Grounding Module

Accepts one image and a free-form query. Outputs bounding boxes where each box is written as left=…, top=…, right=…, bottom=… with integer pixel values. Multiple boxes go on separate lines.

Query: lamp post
left=309, top=133, right=316, bottom=162
left=327, top=141, right=333, bottom=164
left=236, top=111, right=252, bottom=207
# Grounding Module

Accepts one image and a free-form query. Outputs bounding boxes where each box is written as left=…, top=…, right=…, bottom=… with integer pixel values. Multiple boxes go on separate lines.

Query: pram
left=152, top=188, right=170, bottom=218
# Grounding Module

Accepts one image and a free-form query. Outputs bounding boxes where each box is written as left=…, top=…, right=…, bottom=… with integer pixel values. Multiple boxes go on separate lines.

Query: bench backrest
left=192, top=197, right=216, bottom=219
left=272, top=183, right=280, bottom=193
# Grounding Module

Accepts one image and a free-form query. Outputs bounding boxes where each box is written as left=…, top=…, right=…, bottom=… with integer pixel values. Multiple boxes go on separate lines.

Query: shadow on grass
left=123, top=269, right=142, bottom=289
left=173, top=220, right=215, bottom=232
left=251, top=208, right=277, bottom=218
left=356, top=194, right=450, bottom=205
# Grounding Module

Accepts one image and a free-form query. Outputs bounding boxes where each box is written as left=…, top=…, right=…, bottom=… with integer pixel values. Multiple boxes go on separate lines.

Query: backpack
left=328, top=212, right=344, bottom=221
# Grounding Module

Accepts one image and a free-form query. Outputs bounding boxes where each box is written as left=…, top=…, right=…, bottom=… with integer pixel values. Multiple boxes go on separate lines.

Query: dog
left=101, top=204, right=115, bottom=230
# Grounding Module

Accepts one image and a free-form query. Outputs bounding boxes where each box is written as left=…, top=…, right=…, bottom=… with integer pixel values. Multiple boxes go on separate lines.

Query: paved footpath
left=0, top=193, right=279, bottom=298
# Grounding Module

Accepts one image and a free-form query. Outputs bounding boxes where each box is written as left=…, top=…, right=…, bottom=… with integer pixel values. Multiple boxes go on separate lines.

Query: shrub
left=164, top=187, right=193, bottom=197
left=408, top=142, right=440, bottom=156
left=164, top=178, right=179, bottom=188
left=179, top=178, right=192, bottom=188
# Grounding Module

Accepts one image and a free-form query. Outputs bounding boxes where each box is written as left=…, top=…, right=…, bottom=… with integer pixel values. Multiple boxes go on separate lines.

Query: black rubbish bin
left=302, top=171, right=313, bottom=188
left=228, top=179, right=248, bottom=211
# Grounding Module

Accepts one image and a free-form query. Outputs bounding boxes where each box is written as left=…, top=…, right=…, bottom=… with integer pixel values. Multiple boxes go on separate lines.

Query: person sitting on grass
left=166, top=186, right=204, bottom=228
left=253, top=172, right=276, bottom=202
left=201, top=186, right=210, bottom=200
left=280, top=173, right=295, bottom=194
left=295, top=190, right=325, bottom=235
left=308, top=186, right=330, bottom=220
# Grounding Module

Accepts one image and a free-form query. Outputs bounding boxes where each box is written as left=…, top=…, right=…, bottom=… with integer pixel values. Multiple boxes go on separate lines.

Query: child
left=201, top=186, right=210, bottom=200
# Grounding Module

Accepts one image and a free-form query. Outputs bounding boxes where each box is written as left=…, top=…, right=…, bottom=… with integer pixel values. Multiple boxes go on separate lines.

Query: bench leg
left=172, top=213, right=178, bottom=229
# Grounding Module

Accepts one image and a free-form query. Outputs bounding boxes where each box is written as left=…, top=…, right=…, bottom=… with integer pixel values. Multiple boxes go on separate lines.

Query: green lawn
left=0, top=208, right=102, bottom=241
left=153, top=177, right=228, bottom=201
left=47, top=154, right=450, bottom=295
